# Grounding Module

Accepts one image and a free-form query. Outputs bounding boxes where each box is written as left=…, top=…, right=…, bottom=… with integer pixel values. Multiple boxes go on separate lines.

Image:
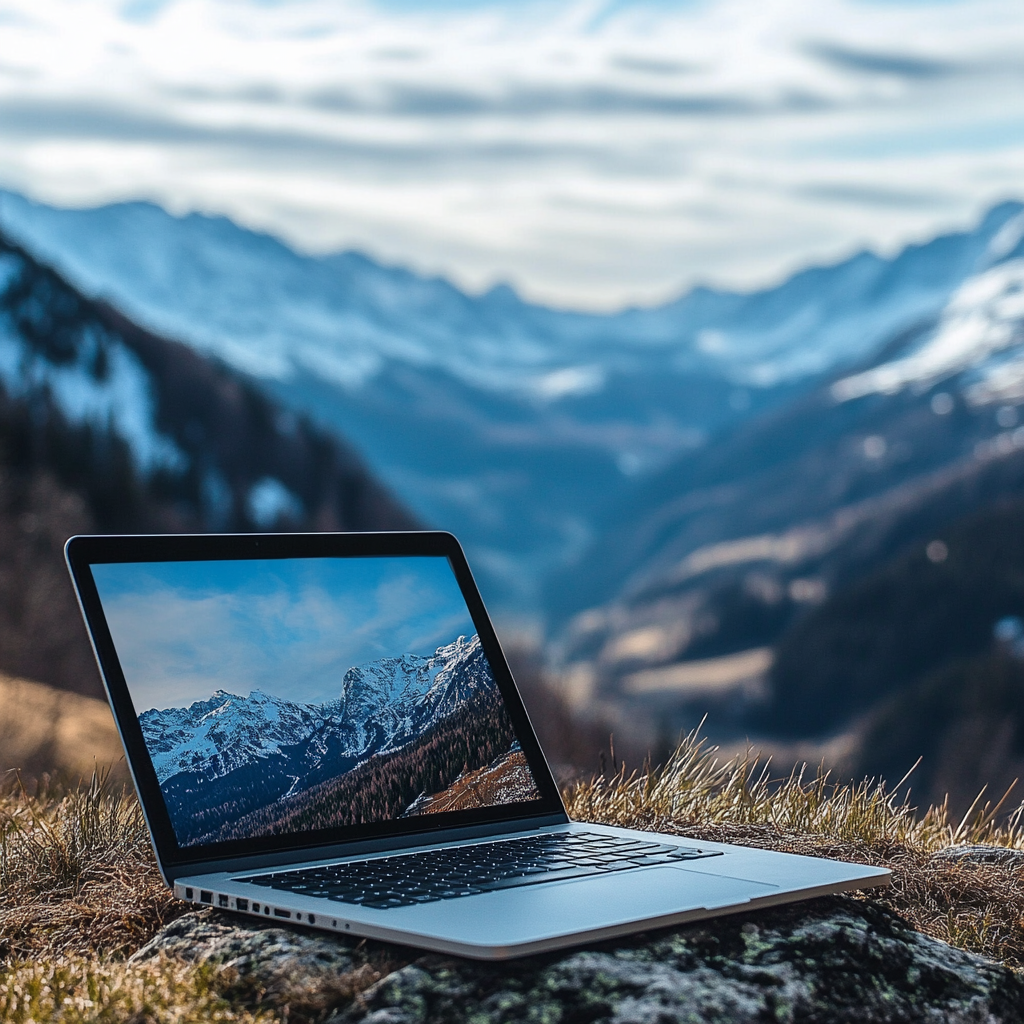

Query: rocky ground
left=6, top=732, right=1024, bottom=1022
left=134, top=894, right=1024, bottom=1024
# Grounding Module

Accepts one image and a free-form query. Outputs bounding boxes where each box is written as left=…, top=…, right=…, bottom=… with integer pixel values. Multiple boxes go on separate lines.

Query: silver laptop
left=66, top=531, right=888, bottom=960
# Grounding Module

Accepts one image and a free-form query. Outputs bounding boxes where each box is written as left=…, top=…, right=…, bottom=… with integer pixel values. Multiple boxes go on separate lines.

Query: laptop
left=66, top=530, right=889, bottom=960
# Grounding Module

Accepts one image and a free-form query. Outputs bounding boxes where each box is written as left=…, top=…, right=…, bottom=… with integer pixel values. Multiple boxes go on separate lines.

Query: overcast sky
left=0, top=0, right=1022, bottom=308
left=92, top=556, right=476, bottom=710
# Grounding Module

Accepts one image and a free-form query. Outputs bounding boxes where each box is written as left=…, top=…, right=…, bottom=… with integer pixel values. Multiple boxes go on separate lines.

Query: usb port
left=273, top=908, right=291, bottom=918
left=218, top=894, right=229, bottom=907
left=236, top=899, right=249, bottom=912
left=200, top=890, right=213, bottom=904
left=184, top=888, right=193, bottom=900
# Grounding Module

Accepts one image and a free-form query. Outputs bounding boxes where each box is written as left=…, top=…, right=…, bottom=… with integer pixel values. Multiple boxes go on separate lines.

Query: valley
left=3, top=191, right=1009, bottom=618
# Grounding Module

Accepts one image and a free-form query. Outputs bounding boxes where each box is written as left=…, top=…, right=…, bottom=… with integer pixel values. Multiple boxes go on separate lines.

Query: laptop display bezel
left=66, top=531, right=566, bottom=877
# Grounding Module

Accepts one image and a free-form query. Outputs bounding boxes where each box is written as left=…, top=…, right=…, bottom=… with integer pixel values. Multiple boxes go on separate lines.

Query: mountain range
left=141, top=634, right=512, bottom=844
left=3, top=190, right=1017, bottom=617
left=545, top=204, right=1024, bottom=785
left=6, top=185, right=1024, bottom=807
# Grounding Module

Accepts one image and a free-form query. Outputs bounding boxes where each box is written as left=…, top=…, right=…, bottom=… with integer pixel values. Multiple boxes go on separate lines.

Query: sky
left=91, top=555, right=477, bottom=710
left=0, top=0, right=1022, bottom=309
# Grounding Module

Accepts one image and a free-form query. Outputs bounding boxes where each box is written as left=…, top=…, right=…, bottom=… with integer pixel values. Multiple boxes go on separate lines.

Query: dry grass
left=566, top=724, right=1024, bottom=967
left=0, top=769, right=184, bottom=964
left=3, top=729, right=1024, bottom=1023
left=0, top=955, right=275, bottom=1024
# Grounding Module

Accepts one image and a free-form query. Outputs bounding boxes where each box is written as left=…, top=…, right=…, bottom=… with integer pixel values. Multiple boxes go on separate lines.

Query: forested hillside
left=0, top=232, right=416, bottom=698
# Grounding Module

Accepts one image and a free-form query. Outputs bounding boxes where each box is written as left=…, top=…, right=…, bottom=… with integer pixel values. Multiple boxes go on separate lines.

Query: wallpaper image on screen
left=91, top=557, right=541, bottom=847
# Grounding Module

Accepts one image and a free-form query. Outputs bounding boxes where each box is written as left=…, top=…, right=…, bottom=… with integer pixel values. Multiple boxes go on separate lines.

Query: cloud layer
left=0, top=0, right=1022, bottom=307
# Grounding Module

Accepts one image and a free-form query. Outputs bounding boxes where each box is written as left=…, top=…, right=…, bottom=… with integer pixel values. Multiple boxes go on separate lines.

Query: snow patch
left=247, top=477, right=303, bottom=527
left=832, top=259, right=1024, bottom=402
left=0, top=315, right=186, bottom=472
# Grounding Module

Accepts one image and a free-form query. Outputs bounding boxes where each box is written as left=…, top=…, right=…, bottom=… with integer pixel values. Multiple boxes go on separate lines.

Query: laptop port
left=252, top=903, right=260, bottom=912
left=236, top=899, right=249, bottom=912
left=218, top=894, right=229, bottom=907
left=200, top=890, right=213, bottom=904
left=307, top=914, right=315, bottom=925
left=273, top=908, right=291, bottom=918
left=184, top=888, right=193, bottom=900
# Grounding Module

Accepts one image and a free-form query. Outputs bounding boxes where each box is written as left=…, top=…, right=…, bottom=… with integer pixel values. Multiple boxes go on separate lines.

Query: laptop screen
left=89, top=552, right=545, bottom=851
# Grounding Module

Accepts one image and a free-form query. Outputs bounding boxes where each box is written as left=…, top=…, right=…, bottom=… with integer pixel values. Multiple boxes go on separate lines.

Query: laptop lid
left=65, top=532, right=566, bottom=882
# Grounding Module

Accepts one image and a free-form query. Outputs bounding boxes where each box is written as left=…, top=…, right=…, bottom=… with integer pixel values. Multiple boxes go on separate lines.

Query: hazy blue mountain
left=547, top=208, right=1024, bottom=746
left=3, top=191, right=1016, bottom=617
left=0, top=228, right=415, bottom=697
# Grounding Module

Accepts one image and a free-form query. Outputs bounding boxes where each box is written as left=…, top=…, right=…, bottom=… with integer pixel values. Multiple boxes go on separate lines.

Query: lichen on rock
left=136, top=896, right=1024, bottom=1023
left=131, top=908, right=397, bottom=1019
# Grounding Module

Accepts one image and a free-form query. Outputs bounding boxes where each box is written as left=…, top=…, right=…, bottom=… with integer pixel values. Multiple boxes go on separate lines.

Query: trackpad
left=556, top=865, right=779, bottom=918
left=448, top=867, right=780, bottom=946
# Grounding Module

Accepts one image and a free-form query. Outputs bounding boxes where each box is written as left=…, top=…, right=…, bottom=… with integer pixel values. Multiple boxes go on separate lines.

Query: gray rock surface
left=931, top=844, right=1024, bottom=870
left=135, top=897, right=1024, bottom=1023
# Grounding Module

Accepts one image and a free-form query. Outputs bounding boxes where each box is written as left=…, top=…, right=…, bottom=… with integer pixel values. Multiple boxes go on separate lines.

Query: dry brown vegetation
left=0, top=770, right=180, bottom=964
left=567, top=726, right=1024, bottom=968
left=3, top=728, right=1024, bottom=1021
left=0, top=673, right=126, bottom=784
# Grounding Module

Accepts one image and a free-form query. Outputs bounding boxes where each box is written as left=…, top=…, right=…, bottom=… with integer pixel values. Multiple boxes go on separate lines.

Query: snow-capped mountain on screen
left=334, top=634, right=493, bottom=758
left=140, top=688, right=330, bottom=786
left=2, top=189, right=1021, bottom=617
left=139, top=634, right=490, bottom=787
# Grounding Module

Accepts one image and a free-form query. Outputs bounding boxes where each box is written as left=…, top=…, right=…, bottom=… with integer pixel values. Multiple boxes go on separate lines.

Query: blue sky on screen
left=0, top=0, right=1021, bottom=307
left=91, top=556, right=476, bottom=712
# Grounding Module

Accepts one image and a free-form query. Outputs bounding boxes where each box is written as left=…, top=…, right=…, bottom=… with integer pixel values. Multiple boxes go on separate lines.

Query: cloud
left=94, top=557, right=477, bottom=710
left=805, top=42, right=959, bottom=80
left=796, top=183, right=951, bottom=209
left=0, top=0, right=1021, bottom=308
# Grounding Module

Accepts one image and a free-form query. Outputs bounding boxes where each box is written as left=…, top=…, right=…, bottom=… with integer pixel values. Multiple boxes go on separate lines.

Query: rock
left=131, top=908, right=398, bottom=1018
left=930, top=844, right=1024, bottom=870
left=136, top=897, right=1024, bottom=1023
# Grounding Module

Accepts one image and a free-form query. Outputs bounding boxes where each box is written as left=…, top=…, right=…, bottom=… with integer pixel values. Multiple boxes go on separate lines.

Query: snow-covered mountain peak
left=432, top=634, right=476, bottom=662
left=5, top=189, right=1021, bottom=402
left=831, top=258, right=1024, bottom=403
left=140, top=687, right=327, bottom=784
left=986, top=210, right=1024, bottom=266
left=139, top=634, right=496, bottom=790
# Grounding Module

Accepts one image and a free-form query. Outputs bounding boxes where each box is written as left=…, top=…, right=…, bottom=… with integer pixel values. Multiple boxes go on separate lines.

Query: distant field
left=0, top=674, right=127, bottom=785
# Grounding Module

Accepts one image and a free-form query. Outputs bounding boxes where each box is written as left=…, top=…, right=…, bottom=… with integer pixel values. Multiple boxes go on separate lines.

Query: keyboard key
left=479, top=865, right=601, bottom=890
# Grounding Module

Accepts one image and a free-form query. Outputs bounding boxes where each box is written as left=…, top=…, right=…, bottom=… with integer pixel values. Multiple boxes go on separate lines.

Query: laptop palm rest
left=409, top=867, right=779, bottom=948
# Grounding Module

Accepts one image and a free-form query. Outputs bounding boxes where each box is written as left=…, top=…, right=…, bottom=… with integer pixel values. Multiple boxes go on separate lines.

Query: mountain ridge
left=140, top=634, right=486, bottom=787
left=3, top=190, right=1018, bottom=615
left=138, top=633, right=529, bottom=845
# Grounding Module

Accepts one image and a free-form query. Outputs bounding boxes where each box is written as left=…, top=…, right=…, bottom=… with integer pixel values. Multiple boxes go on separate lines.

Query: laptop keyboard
left=239, top=832, right=723, bottom=910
